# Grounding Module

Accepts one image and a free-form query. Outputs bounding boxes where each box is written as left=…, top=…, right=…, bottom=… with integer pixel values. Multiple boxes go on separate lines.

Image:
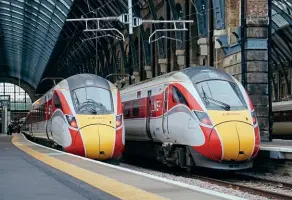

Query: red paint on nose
left=209, top=129, right=222, bottom=161
left=192, top=126, right=222, bottom=162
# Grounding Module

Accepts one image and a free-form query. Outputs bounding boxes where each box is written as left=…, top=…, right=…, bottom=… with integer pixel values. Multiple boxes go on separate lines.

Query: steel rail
left=183, top=173, right=292, bottom=200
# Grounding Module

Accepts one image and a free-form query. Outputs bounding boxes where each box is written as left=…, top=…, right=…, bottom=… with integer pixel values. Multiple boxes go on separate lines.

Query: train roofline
left=120, top=66, right=235, bottom=93
left=270, top=100, right=292, bottom=111
left=32, top=73, right=113, bottom=107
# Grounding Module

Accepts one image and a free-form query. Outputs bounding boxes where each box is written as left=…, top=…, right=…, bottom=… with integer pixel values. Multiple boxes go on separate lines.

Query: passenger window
left=124, top=102, right=131, bottom=117
left=283, top=112, right=289, bottom=121
left=172, top=86, right=188, bottom=106
left=54, top=94, right=62, bottom=109
left=132, top=101, right=139, bottom=117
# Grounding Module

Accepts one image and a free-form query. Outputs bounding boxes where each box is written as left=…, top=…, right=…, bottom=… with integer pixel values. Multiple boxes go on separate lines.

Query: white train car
left=120, top=66, right=260, bottom=170
left=272, top=100, right=292, bottom=138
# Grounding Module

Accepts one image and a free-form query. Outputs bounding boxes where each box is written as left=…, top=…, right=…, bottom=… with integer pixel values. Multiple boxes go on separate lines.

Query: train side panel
left=121, top=74, right=206, bottom=147
left=272, top=101, right=292, bottom=138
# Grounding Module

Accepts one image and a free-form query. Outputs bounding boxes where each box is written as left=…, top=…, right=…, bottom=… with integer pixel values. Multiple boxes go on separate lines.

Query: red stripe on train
left=112, top=128, right=124, bottom=159
left=171, top=83, right=203, bottom=111
left=251, top=126, right=260, bottom=158
left=192, top=126, right=222, bottom=162
left=55, top=90, right=73, bottom=115
left=122, top=83, right=203, bottom=119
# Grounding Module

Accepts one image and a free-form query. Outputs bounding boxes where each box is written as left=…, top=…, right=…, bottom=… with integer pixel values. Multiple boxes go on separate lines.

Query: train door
left=146, top=90, right=153, bottom=140
left=162, top=85, right=170, bottom=138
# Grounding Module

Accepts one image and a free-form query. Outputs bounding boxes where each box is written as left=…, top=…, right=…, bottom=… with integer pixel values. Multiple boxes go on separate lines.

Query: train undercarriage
left=123, top=140, right=254, bottom=171
left=124, top=140, right=196, bottom=171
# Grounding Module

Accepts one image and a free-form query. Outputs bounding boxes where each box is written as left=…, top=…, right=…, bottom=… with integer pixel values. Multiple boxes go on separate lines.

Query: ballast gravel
left=120, top=163, right=270, bottom=200
left=238, top=171, right=292, bottom=184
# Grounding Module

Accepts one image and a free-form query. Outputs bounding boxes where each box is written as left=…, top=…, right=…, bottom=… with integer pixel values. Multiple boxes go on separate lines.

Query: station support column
left=241, top=0, right=271, bottom=141
left=221, top=0, right=271, bottom=141
left=2, top=106, right=7, bottom=135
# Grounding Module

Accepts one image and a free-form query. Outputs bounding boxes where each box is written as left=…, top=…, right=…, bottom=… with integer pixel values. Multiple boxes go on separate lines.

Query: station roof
left=271, top=0, right=292, bottom=67
left=0, top=0, right=291, bottom=91
left=0, top=0, right=74, bottom=88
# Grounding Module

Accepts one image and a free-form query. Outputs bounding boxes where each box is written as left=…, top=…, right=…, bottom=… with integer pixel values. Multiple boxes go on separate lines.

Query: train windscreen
left=195, top=80, right=247, bottom=111
left=71, top=87, right=114, bottom=115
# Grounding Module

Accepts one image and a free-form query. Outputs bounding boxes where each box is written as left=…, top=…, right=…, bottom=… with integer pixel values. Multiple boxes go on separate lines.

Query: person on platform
left=7, top=123, right=13, bottom=135
left=17, top=123, right=20, bottom=133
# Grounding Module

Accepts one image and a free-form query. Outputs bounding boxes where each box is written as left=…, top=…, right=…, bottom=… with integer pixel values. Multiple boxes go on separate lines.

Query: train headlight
left=251, top=111, right=257, bottom=126
left=194, top=111, right=212, bottom=126
left=66, top=115, right=78, bottom=129
left=116, top=114, right=123, bottom=128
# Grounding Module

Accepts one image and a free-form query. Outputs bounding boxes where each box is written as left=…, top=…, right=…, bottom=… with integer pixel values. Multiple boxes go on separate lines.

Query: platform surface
left=0, top=133, right=245, bottom=200
left=261, top=139, right=292, bottom=152
left=0, top=134, right=118, bottom=200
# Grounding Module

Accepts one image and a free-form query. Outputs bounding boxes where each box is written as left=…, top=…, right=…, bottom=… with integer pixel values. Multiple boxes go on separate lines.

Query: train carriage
left=272, top=100, right=292, bottom=139
left=121, top=66, right=260, bottom=170
left=23, top=74, right=125, bottom=161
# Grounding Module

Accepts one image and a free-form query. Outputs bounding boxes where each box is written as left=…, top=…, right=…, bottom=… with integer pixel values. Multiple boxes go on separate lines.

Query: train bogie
left=121, top=66, right=260, bottom=170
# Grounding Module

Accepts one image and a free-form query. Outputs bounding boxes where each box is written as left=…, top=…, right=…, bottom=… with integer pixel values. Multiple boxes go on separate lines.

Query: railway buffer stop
left=0, top=0, right=291, bottom=199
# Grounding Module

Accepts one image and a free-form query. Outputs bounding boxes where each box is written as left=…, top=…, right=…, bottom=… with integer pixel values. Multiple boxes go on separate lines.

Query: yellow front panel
left=76, top=114, right=115, bottom=160
left=208, top=110, right=253, bottom=125
left=76, top=114, right=115, bottom=128
left=81, top=125, right=100, bottom=159
left=213, top=123, right=239, bottom=161
left=235, top=122, right=255, bottom=161
left=208, top=110, right=254, bottom=161
left=98, top=125, right=115, bottom=160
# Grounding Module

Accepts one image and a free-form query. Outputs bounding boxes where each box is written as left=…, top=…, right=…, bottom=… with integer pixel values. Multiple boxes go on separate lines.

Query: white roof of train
left=120, top=71, right=191, bottom=94
left=272, top=100, right=292, bottom=111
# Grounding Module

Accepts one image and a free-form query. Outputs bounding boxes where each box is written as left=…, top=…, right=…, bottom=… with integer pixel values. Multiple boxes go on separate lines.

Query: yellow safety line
left=12, top=136, right=166, bottom=200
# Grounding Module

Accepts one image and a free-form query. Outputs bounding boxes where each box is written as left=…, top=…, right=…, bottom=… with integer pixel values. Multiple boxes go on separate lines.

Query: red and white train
left=23, top=74, right=125, bottom=161
left=121, top=66, right=260, bottom=170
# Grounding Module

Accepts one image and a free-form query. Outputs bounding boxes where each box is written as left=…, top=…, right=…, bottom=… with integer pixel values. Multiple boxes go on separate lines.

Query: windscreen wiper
left=88, top=107, right=97, bottom=114
left=201, top=87, right=231, bottom=111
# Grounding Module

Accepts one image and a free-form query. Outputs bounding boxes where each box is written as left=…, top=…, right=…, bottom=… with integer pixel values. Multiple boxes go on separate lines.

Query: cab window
left=195, top=80, right=247, bottom=110
left=54, top=94, right=62, bottom=110
left=71, top=87, right=113, bottom=115
left=172, top=86, right=188, bottom=106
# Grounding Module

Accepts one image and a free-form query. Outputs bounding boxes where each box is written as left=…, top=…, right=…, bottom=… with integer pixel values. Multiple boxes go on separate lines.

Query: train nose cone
left=79, top=125, right=115, bottom=160
left=211, top=122, right=255, bottom=161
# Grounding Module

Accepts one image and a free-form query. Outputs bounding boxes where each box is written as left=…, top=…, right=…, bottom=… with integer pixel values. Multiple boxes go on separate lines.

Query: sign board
left=0, top=95, right=11, bottom=111
left=0, top=95, right=10, bottom=101
left=0, top=101, right=10, bottom=110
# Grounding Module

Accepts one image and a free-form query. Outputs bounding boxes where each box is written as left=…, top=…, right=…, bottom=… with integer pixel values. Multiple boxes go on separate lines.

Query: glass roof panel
left=273, top=12, right=289, bottom=28
left=272, top=0, right=292, bottom=28
left=0, top=0, right=74, bottom=88
left=272, top=0, right=292, bottom=63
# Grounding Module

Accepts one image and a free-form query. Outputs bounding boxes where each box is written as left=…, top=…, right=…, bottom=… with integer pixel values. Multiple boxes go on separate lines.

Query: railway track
left=177, top=171, right=292, bottom=200
left=123, top=156, right=292, bottom=200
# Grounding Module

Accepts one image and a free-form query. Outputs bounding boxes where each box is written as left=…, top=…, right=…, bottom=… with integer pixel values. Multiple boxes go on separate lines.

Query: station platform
left=0, top=134, right=243, bottom=200
left=254, top=140, right=292, bottom=176
left=260, top=139, right=292, bottom=160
